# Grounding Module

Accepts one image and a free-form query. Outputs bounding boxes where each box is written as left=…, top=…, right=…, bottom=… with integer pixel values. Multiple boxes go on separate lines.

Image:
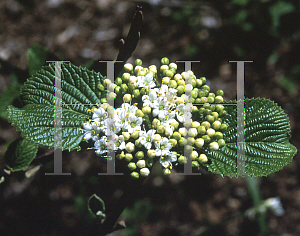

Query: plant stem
left=246, top=177, right=268, bottom=236
left=98, top=177, right=143, bottom=235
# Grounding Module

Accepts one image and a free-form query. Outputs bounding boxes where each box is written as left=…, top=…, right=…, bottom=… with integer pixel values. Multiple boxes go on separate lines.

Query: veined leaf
left=5, top=137, right=38, bottom=172
left=203, top=98, right=297, bottom=177
left=7, top=62, right=107, bottom=151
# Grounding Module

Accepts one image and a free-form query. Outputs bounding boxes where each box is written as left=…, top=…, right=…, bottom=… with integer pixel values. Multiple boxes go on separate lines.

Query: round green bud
left=196, top=79, right=203, bottom=88
left=162, top=77, right=170, bottom=85
left=160, top=65, right=169, bottom=73
left=149, top=65, right=157, bottom=74
left=215, top=96, right=224, bottom=103
left=100, top=98, right=107, bottom=103
left=192, top=106, right=198, bottom=113
left=216, top=90, right=224, bottom=97
left=123, top=94, right=132, bottom=102
left=179, top=127, right=187, bottom=137
left=108, top=92, right=116, bottom=101
left=177, top=79, right=185, bottom=86
left=192, top=161, right=200, bottom=168
left=132, top=89, right=140, bottom=99
left=130, top=171, right=139, bottom=179
left=185, top=145, right=193, bottom=153
left=124, top=63, right=133, bottom=72
left=187, top=137, right=195, bottom=145
left=153, top=134, right=162, bottom=142
left=114, top=86, right=121, bottom=94
left=220, top=123, right=228, bottom=132
left=97, top=83, right=105, bottom=91
left=169, top=80, right=177, bottom=88
left=125, top=142, right=135, bottom=153
left=206, top=115, right=215, bottom=123
left=140, top=168, right=150, bottom=177
left=198, top=90, right=206, bottom=98
left=201, top=121, right=210, bottom=130
left=147, top=149, right=156, bottom=159
left=202, top=85, right=210, bottom=92
left=218, top=139, right=226, bottom=148
left=212, top=112, right=219, bottom=120
left=103, top=78, right=112, bottom=87
left=198, top=154, right=208, bottom=164
left=178, top=155, right=187, bottom=164
left=191, top=79, right=197, bottom=88
left=122, top=73, right=130, bottom=82
left=219, top=110, right=227, bottom=117
left=136, top=71, right=146, bottom=77
left=208, top=93, right=215, bottom=98
left=136, top=109, right=144, bottom=117
left=136, top=160, right=146, bottom=168
left=217, top=118, right=222, bottom=123
left=157, top=125, right=165, bottom=134
left=204, top=108, right=212, bottom=115
left=142, top=106, right=151, bottom=114
left=215, top=132, right=223, bottom=140
left=169, top=138, right=177, bottom=147
left=207, top=97, right=214, bottom=103
left=165, top=70, right=174, bottom=78
left=188, top=128, right=198, bottom=137
left=192, top=121, right=200, bottom=129
left=201, top=97, right=208, bottom=103
left=174, top=73, right=182, bottom=81
left=122, top=132, right=130, bottom=141
left=116, top=151, right=125, bottom=160
left=161, top=57, right=169, bottom=65
left=197, top=126, right=206, bottom=135
left=212, top=120, right=221, bottom=130
left=202, top=135, right=211, bottom=143
left=134, top=65, right=143, bottom=74
left=128, top=162, right=137, bottom=171
left=178, top=137, right=187, bottom=146
left=216, top=105, right=224, bottom=112
left=209, top=141, right=219, bottom=151
left=120, top=84, right=128, bottom=92
left=172, top=131, right=181, bottom=141
left=209, top=105, right=216, bottom=111
left=176, top=85, right=185, bottom=95
left=191, top=90, right=198, bottom=99
left=152, top=118, right=160, bottom=129
left=200, top=77, right=206, bottom=85
left=131, top=130, right=139, bottom=139
left=195, top=138, right=204, bottom=149
left=171, top=121, right=179, bottom=130
left=125, top=153, right=133, bottom=162
left=198, top=107, right=205, bottom=114
left=135, top=59, right=142, bottom=66
left=135, top=139, right=142, bottom=148
left=134, top=150, right=144, bottom=159
left=169, top=62, right=177, bottom=70
left=206, top=128, right=216, bottom=138
left=163, top=168, right=171, bottom=176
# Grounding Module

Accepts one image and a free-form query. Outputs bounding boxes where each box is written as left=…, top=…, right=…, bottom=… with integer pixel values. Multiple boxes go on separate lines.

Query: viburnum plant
left=2, top=6, right=297, bottom=235
left=80, top=57, right=228, bottom=178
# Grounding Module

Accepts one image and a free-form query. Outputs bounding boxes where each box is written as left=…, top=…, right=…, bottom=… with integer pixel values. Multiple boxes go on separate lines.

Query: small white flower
left=124, top=113, right=143, bottom=133
left=139, top=129, right=156, bottom=149
left=154, top=137, right=172, bottom=157
left=94, top=136, right=108, bottom=155
left=137, top=73, right=156, bottom=88
left=160, top=151, right=177, bottom=169
left=142, top=89, right=158, bottom=108
left=82, top=122, right=101, bottom=142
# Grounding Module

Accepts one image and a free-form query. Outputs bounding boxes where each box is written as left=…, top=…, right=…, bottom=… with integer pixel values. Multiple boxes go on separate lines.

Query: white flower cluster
left=81, top=58, right=227, bottom=178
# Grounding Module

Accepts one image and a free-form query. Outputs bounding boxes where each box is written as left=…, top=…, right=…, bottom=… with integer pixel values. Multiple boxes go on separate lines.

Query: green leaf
left=88, top=194, right=106, bottom=219
left=4, top=137, right=38, bottom=172
left=203, top=98, right=297, bottom=177
left=8, top=62, right=107, bottom=151
left=7, top=104, right=87, bottom=151
left=27, top=45, right=49, bottom=76
left=0, top=83, right=22, bottom=119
